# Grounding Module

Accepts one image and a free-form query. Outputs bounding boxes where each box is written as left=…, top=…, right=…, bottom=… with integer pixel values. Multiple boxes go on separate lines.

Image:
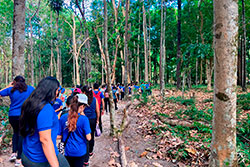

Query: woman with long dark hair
left=0, top=76, right=34, bottom=166
left=58, top=94, right=91, bottom=167
left=81, top=85, right=100, bottom=166
left=20, top=77, right=69, bottom=167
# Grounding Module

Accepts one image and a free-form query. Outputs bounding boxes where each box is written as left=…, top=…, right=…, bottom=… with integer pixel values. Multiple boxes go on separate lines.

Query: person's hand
left=7, top=82, right=13, bottom=87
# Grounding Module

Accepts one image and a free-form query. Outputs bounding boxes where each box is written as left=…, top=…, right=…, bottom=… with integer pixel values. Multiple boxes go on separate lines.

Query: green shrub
left=165, top=96, right=195, bottom=106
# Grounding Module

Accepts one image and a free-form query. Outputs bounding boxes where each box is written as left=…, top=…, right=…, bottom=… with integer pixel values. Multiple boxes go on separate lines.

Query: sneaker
left=89, top=152, right=94, bottom=157
left=15, top=159, right=22, bottom=167
left=9, top=153, right=16, bottom=162
left=84, top=162, right=89, bottom=166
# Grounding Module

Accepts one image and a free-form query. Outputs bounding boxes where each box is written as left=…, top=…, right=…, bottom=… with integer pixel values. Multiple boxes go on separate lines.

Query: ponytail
left=67, top=96, right=79, bottom=132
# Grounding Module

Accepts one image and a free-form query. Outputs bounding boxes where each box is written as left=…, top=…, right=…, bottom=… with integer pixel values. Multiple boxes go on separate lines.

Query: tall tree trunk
left=75, top=0, right=91, bottom=85
left=142, top=0, right=148, bottom=82
left=121, top=50, right=125, bottom=83
left=200, top=59, right=203, bottom=84
left=124, top=0, right=129, bottom=94
left=148, top=9, right=152, bottom=81
left=111, top=0, right=121, bottom=84
left=50, top=11, right=54, bottom=77
left=210, top=0, right=238, bottom=166
left=103, top=0, right=115, bottom=136
left=241, top=0, right=246, bottom=91
left=28, top=0, right=40, bottom=85
left=195, top=59, right=198, bottom=85
left=176, top=0, right=182, bottom=89
left=206, top=58, right=213, bottom=90
left=160, top=0, right=165, bottom=96
left=12, top=0, right=26, bottom=77
left=136, top=11, right=140, bottom=83
left=56, top=14, right=61, bottom=83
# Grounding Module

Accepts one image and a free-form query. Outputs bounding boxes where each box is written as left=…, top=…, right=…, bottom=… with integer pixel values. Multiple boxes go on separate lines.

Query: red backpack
left=93, top=91, right=102, bottom=109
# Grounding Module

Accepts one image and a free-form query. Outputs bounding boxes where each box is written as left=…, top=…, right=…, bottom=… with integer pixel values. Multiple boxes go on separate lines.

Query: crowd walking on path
left=0, top=76, right=151, bottom=167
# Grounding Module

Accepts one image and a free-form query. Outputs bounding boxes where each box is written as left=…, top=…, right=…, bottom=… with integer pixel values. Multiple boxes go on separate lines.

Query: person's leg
left=9, top=116, right=19, bottom=154
left=57, top=153, right=70, bottom=167
left=107, top=98, right=111, bottom=112
left=114, top=99, right=118, bottom=110
left=89, top=118, right=96, bottom=153
left=85, top=118, right=96, bottom=163
left=99, top=109, right=103, bottom=133
left=104, top=98, right=108, bottom=113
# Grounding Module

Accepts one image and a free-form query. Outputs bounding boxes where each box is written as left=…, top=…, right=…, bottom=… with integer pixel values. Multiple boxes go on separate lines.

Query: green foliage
left=86, top=71, right=102, bottom=84
left=165, top=96, right=195, bottom=106
left=237, top=93, right=250, bottom=110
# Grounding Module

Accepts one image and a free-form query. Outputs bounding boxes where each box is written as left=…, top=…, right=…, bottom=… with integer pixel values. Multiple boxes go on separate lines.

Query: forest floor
left=0, top=87, right=249, bottom=167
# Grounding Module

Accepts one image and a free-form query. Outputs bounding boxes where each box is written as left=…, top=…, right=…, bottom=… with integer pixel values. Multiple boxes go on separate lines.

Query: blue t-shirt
left=112, top=90, right=117, bottom=99
left=134, top=86, right=140, bottom=90
left=22, top=103, right=59, bottom=163
left=0, top=86, right=34, bottom=116
left=145, top=84, right=150, bottom=89
left=59, top=114, right=91, bottom=157
left=53, top=98, right=63, bottom=113
left=93, top=91, right=104, bottom=99
left=84, top=98, right=97, bottom=119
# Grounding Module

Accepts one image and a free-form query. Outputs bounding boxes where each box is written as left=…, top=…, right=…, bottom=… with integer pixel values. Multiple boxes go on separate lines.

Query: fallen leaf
left=140, top=151, right=148, bottom=157
left=125, top=146, right=130, bottom=151
left=129, top=162, right=138, bottom=167
left=185, top=148, right=197, bottom=155
left=152, top=162, right=163, bottom=167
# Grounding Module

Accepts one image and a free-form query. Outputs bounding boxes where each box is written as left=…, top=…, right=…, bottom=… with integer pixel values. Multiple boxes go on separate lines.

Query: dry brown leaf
left=139, top=151, right=148, bottom=157
left=125, top=146, right=130, bottom=151
left=152, top=162, right=163, bottom=167
left=185, top=148, right=197, bottom=155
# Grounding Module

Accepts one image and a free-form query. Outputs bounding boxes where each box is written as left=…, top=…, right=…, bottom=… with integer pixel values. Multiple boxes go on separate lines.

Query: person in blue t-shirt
left=0, top=76, right=34, bottom=166
left=53, top=98, right=63, bottom=115
left=81, top=85, right=100, bottom=166
left=20, top=77, right=69, bottom=167
left=112, top=87, right=119, bottom=110
left=58, top=94, right=91, bottom=167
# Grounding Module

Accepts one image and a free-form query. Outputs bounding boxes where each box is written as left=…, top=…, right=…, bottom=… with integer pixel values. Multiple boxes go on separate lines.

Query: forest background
left=0, top=0, right=248, bottom=89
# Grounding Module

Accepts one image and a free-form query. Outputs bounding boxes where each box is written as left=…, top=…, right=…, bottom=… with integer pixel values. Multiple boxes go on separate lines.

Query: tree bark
left=142, top=0, right=148, bottom=82
left=148, top=9, right=151, bottom=81
left=28, top=0, right=40, bottom=85
left=124, top=0, right=129, bottom=95
left=210, top=0, right=238, bottom=166
left=176, top=0, right=182, bottom=89
left=103, top=0, right=115, bottom=136
left=136, top=10, right=140, bottom=83
left=12, top=0, right=26, bottom=77
left=50, top=11, right=54, bottom=77
left=241, top=0, right=246, bottom=91
left=160, top=0, right=165, bottom=96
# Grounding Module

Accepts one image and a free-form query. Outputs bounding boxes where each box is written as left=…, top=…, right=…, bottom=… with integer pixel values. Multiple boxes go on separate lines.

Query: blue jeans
left=21, top=153, right=69, bottom=167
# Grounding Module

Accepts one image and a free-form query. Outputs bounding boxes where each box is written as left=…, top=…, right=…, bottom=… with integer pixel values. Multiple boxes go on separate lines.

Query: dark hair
left=20, top=77, right=60, bottom=137
left=11, top=76, right=27, bottom=93
left=101, top=85, right=106, bottom=88
left=81, top=85, right=93, bottom=105
left=93, top=83, right=99, bottom=89
left=66, top=95, right=74, bottom=106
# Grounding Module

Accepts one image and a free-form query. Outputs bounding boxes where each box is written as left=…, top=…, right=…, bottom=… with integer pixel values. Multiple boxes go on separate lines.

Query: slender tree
left=241, top=0, right=246, bottom=91
left=142, top=0, right=148, bottom=82
left=12, top=0, right=26, bottom=77
left=160, top=0, right=165, bottom=96
left=210, top=0, right=238, bottom=166
left=176, top=0, right=182, bottom=89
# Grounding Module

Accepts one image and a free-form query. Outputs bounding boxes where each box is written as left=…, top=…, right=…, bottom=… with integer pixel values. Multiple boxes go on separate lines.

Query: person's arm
left=0, top=83, right=13, bottom=97
left=95, top=102, right=100, bottom=124
left=86, top=133, right=91, bottom=141
left=102, top=98, right=105, bottom=114
left=39, top=129, right=59, bottom=167
left=57, top=135, right=62, bottom=140
left=55, top=106, right=63, bottom=113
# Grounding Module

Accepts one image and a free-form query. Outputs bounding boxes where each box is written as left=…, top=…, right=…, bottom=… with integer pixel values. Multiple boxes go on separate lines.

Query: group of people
left=0, top=76, right=151, bottom=167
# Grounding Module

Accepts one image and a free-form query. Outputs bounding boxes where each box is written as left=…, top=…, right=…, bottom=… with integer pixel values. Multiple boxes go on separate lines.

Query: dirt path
left=0, top=99, right=173, bottom=167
